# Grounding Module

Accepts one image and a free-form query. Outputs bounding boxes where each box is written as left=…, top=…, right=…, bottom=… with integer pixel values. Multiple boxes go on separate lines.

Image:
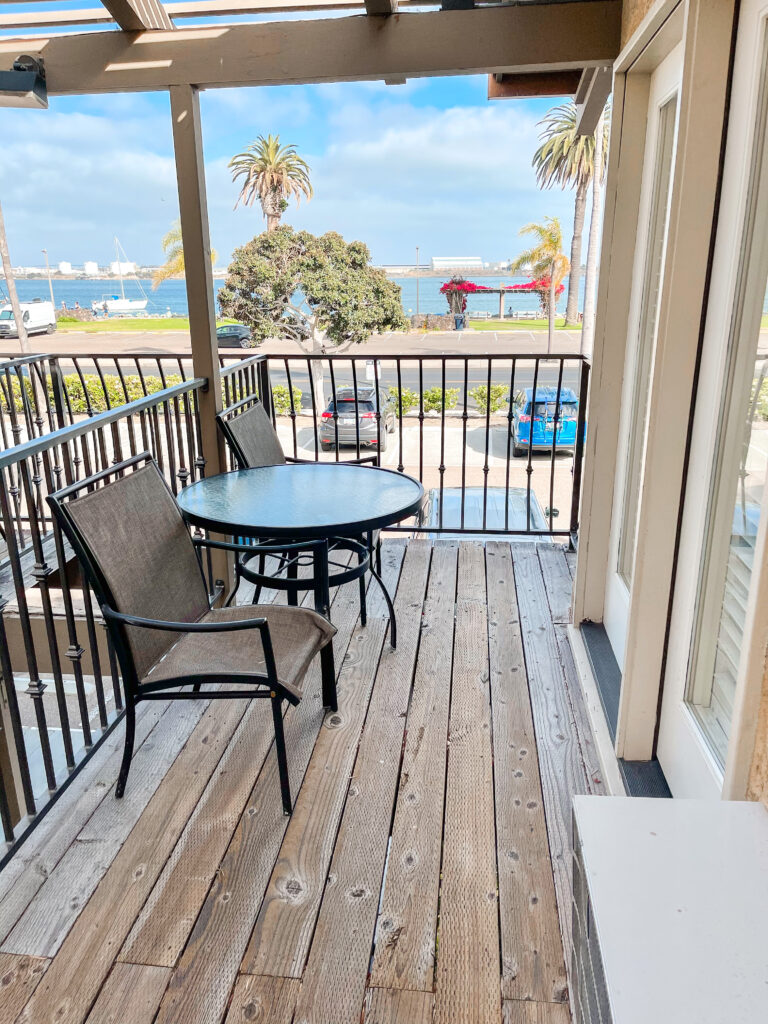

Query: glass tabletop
left=177, top=463, right=425, bottom=538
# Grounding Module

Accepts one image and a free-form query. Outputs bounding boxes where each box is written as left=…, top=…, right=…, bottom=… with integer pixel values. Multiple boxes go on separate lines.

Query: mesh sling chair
left=46, top=454, right=336, bottom=814
left=216, top=394, right=393, bottom=640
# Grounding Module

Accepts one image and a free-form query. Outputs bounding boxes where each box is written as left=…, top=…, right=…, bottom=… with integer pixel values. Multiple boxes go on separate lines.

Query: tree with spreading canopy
left=218, top=226, right=408, bottom=406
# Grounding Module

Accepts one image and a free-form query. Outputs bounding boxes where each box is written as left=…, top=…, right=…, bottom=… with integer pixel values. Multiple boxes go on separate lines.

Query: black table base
left=227, top=535, right=398, bottom=650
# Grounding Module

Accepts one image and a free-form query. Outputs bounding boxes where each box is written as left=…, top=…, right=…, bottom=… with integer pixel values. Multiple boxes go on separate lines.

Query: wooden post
left=169, top=83, right=229, bottom=588
left=0, top=198, right=29, bottom=354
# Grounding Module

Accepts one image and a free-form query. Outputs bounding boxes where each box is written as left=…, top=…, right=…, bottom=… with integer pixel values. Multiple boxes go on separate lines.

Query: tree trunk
left=308, top=328, right=326, bottom=413
left=582, top=111, right=605, bottom=355
left=260, top=189, right=283, bottom=233
left=0, top=199, right=29, bottom=354
left=266, top=213, right=281, bottom=233
left=548, top=263, right=556, bottom=354
left=565, top=179, right=588, bottom=326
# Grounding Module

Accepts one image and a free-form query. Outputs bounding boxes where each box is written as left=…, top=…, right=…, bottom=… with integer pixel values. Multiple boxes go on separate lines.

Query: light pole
left=415, top=245, right=420, bottom=319
left=41, top=248, right=55, bottom=308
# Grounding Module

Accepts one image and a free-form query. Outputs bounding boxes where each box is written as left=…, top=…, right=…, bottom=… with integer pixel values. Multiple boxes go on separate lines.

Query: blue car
left=511, top=386, right=582, bottom=457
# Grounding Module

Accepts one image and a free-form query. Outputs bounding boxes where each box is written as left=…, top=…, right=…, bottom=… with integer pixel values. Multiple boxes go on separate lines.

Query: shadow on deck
left=0, top=540, right=604, bottom=1024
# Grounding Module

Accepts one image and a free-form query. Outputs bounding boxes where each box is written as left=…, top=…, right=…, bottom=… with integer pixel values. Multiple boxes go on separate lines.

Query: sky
left=0, top=69, right=588, bottom=269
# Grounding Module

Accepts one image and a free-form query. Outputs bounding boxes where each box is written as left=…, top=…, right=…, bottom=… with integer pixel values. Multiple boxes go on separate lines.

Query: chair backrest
left=50, top=459, right=209, bottom=680
left=218, top=397, right=286, bottom=469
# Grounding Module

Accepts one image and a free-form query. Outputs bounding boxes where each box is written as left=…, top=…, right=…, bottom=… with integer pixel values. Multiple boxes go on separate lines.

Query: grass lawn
left=468, top=318, right=580, bottom=331
left=57, top=317, right=193, bottom=332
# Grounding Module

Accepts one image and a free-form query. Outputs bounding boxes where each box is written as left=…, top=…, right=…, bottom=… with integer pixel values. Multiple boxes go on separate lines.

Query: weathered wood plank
left=0, top=952, right=48, bottom=1024
left=564, top=550, right=577, bottom=579
left=0, top=700, right=173, bottom=946
left=83, top=963, right=171, bottom=1024
left=554, top=625, right=606, bottom=795
left=364, top=987, right=435, bottom=1024
left=223, top=976, right=300, bottom=1023
left=433, top=545, right=500, bottom=1024
left=241, top=544, right=406, bottom=978
left=2, top=699, right=208, bottom=958
left=537, top=545, right=573, bottom=625
left=152, top=549, right=407, bottom=1024
left=486, top=542, right=568, bottom=1005
left=15, top=698, right=249, bottom=1024
left=503, top=998, right=571, bottom=1024
left=511, top=543, right=591, bottom=974
left=292, top=541, right=432, bottom=1024
left=369, top=542, right=458, bottom=991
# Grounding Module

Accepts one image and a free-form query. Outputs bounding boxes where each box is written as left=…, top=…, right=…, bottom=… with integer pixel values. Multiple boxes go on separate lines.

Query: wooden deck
left=0, top=540, right=604, bottom=1024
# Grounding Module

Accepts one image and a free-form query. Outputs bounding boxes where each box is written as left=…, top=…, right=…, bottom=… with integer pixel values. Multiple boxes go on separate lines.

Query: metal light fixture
left=0, top=56, right=47, bottom=109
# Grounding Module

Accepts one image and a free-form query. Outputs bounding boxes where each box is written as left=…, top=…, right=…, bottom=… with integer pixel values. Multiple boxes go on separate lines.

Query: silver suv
left=319, top=385, right=397, bottom=451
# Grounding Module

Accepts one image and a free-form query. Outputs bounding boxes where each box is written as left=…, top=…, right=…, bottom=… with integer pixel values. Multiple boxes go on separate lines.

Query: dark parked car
left=320, top=385, right=397, bottom=451
left=415, top=486, right=548, bottom=539
left=216, top=323, right=251, bottom=347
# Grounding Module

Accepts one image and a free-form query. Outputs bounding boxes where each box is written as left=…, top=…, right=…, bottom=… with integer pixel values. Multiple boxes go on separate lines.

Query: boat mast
left=115, top=237, right=125, bottom=301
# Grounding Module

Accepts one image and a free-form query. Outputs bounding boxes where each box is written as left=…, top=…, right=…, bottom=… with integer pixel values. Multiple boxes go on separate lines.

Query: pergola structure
left=0, top=0, right=619, bottom=575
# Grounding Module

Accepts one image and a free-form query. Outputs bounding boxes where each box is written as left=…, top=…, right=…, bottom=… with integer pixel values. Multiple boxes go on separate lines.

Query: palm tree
left=510, top=216, right=570, bottom=352
left=532, top=101, right=608, bottom=326
left=229, top=134, right=313, bottom=231
left=152, top=220, right=217, bottom=289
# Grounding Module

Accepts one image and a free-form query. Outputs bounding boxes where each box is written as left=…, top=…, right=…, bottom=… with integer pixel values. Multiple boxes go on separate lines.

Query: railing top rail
left=0, top=376, right=207, bottom=472
left=261, top=351, right=591, bottom=362
left=219, top=353, right=267, bottom=375
left=0, top=353, right=56, bottom=372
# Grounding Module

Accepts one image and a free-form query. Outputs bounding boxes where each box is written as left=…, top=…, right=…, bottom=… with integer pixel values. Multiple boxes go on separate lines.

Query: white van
left=0, top=299, right=56, bottom=338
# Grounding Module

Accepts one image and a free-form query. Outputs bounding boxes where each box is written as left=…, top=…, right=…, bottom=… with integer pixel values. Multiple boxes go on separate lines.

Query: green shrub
left=390, top=386, right=420, bottom=417
left=422, top=386, right=459, bottom=413
left=0, top=372, right=184, bottom=416
left=469, top=384, right=509, bottom=415
left=271, top=384, right=302, bottom=416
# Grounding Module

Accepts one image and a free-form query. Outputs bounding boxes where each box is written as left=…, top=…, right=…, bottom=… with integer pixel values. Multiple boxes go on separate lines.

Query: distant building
left=110, top=260, right=135, bottom=275
left=83, top=260, right=99, bottom=276
left=58, top=261, right=73, bottom=274
left=431, top=256, right=484, bottom=272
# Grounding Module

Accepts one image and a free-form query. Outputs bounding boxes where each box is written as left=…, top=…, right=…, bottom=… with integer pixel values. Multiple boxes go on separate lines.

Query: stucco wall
left=622, top=0, right=657, bottom=46
left=748, top=655, right=768, bottom=806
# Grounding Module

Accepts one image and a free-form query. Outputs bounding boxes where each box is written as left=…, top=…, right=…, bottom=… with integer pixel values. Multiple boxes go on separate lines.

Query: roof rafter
left=100, top=0, right=174, bottom=31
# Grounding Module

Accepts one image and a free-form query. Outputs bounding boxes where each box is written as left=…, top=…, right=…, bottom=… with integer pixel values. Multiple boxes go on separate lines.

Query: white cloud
left=0, top=86, right=580, bottom=270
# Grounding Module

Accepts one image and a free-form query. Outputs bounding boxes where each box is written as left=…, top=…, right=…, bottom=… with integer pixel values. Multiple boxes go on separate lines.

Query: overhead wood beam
left=364, top=0, right=398, bottom=14
left=100, top=0, right=174, bottom=31
left=574, top=65, right=613, bottom=135
left=0, top=3, right=622, bottom=96
left=487, top=69, right=583, bottom=99
left=0, top=0, right=436, bottom=31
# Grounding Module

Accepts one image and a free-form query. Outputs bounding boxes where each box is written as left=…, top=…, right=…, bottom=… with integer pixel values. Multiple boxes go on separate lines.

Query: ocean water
left=4, top=274, right=585, bottom=319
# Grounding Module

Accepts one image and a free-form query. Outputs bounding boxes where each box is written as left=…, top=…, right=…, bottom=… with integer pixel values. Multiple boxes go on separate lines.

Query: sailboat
left=92, top=238, right=149, bottom=315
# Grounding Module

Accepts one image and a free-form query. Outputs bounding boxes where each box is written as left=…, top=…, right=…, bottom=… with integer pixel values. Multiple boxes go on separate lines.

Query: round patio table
left=177, top=464, right=424, bottom=686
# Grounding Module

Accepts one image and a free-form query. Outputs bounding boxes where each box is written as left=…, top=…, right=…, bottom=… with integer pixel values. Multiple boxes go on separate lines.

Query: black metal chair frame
left=216, top=394, right=396, bottom=646
left=46, top=452, right=335, bottom=814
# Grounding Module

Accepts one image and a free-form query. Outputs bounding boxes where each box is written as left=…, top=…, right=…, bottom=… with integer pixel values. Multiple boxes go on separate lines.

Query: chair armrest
left=102, top=604, right=267, bottom=633
left=284, top=456, right=317, bottom=464
left=347, top=454, right=379, bottom=465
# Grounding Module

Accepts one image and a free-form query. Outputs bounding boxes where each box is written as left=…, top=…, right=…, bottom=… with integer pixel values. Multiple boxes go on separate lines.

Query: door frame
left=658, top=0, right=768, bottom=798
left=572, top=0, right=738, bottom=760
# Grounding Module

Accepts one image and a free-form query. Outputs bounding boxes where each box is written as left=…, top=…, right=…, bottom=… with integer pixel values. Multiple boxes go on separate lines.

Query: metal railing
left=0, top=374, right=207, bottom=862
left=255, top=352, right=590, bottom=539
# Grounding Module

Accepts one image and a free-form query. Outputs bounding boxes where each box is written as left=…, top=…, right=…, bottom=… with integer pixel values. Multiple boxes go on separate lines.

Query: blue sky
left=0, top=69, right=585, bottom=268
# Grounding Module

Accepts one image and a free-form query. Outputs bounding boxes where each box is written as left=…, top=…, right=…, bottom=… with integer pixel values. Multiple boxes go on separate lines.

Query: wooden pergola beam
left=100, top=0, right=174, bottom=31
left=574, top=65, right=612, bottom=135
left=0, top=3, right=622, bottom=96
left=364, top=0, right=398, bottom=15
left=0, top=0, right=433, bottom=31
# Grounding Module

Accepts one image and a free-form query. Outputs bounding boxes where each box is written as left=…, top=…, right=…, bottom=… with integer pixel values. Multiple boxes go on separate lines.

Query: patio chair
left=217, top=394, right=383, bottom=615
left=46, top=453, right=336, bottom=814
